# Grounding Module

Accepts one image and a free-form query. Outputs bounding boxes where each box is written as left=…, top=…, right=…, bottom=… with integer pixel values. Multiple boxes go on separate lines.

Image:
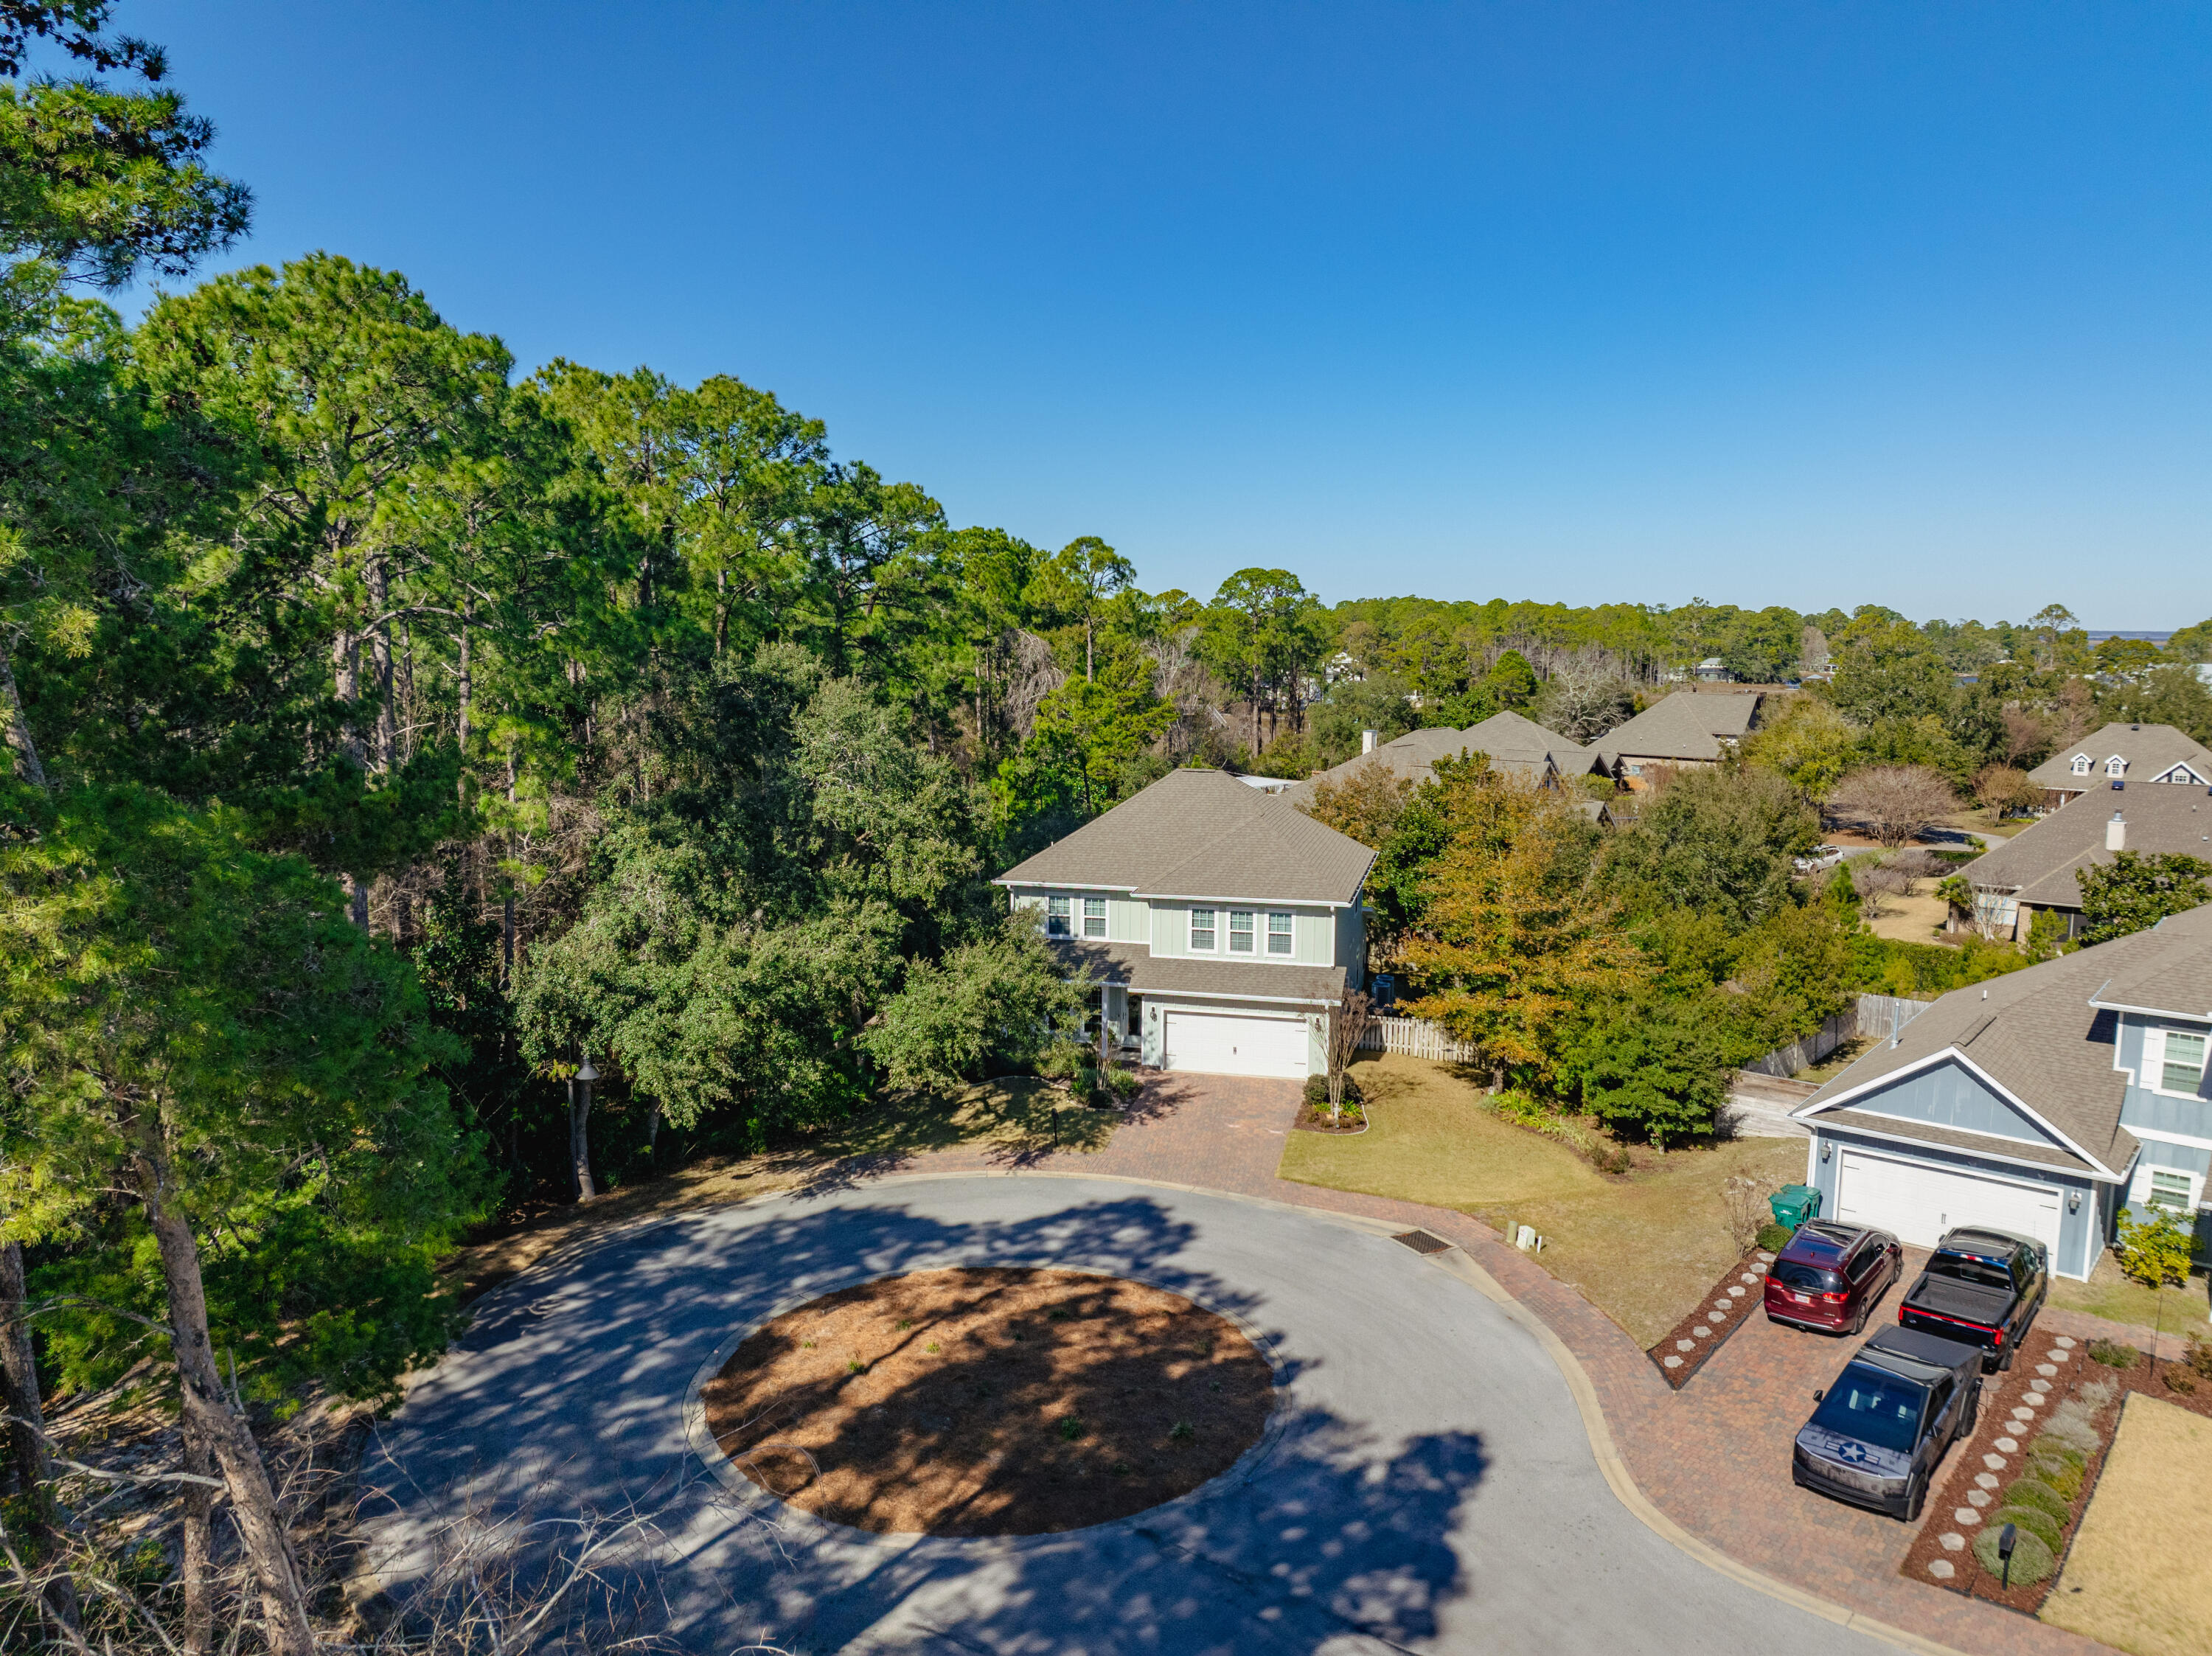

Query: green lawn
left=2047, top=1249, right=2212, bottom=1339
left=1279, top=1054, right=1808, bottom=1345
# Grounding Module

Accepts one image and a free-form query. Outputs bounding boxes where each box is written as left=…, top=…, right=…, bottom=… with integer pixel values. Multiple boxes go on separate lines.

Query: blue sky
left=115, top=2, right=2212, bottom=622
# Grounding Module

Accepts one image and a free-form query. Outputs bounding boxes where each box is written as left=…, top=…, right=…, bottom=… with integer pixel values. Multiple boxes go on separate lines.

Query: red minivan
left=1764, top=1221, right=1903, bottom=1335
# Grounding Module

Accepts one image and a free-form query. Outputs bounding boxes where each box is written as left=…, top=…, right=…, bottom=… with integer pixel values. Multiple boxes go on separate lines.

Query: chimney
left=2107, top=812, right=2126, bottom=852
left=1361, top=728, right=1378, bottom=754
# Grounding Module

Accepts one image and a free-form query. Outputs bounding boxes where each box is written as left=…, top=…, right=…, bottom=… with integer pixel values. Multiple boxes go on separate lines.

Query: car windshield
left=1927, top=1250, right=2012, bottom=1291
left=1773, top=1263, right=1843, bottom=1293
left=1810, top=1364, right=1927, bottom=1454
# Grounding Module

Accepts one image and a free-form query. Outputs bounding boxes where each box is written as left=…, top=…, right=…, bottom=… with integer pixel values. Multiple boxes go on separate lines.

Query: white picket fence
left=1357, top=1014, right=1478, bottom=1064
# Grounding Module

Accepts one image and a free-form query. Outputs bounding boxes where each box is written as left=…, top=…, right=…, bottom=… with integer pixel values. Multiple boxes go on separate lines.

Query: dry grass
left=1795, top=1037, right=1872, bottom=1085
left=446, top=1077, right=1114, bottom=1301
left=2046, top=1249, right=2212, bottom=1339
left=1863, top=877, right=1954, bottom=944
left=1276, top=1054, right=1806, bottom=1345
left=1276, top=1054, right=1609, bottom=1211
left=2041, top=1394, right=2212, bottom=1655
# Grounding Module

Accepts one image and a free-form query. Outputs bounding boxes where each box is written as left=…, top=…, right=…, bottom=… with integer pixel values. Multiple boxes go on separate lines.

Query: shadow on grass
left=368, top=1193, right=1489, bottom=1655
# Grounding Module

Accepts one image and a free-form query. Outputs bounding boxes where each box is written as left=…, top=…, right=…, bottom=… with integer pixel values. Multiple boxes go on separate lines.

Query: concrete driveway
left=362, top=1175, right=1900, bottom=1655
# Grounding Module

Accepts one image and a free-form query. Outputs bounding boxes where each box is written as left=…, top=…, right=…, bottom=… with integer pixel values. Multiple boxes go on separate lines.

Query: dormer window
left=2105, top=756, right=2126, bottom=778
left=2070, top=754, right=2090, bottom=776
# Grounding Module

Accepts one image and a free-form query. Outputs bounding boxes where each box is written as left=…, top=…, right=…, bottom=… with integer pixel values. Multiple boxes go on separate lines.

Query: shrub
left=2087, top=1338, right=2138, bottom=1368
left=2002, top=1478, right=2071, bottom=1523
left=2165, top=1368, right=2197, bottom=1396
left=2185, top=1332, right=2212, bottom=1380
left=1989, top=1505, right=2063, bottom=1552
left=2024, top=1455, right=2084, bottom=1500
left=1972, top=1522, right=2054, bottom=1587
left=2026, top=1436, right=2087, bottom=1471
left=1756, top=1222, right=1795, bottom=1254
left=1303, top=1072, right=1363, bottom=1107
left=1102, top=1063, right=1141, bottom=1102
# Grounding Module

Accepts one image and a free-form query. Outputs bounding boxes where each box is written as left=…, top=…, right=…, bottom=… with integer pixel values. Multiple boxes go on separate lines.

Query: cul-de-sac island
left=4, top=7, right=2208, bottom=1655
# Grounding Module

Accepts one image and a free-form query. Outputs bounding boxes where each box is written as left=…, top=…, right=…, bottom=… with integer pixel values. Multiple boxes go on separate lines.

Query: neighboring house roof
left=2027, top=722, right=2212, bottom=792
left=1960, top=782, right=2212, bottom=910
left=1594, top=690, right=1762, bottom=767
left=1279, top=711, right=1600, bottom=807
left=1791, top=906, right=2212, bottom=1178
left=995, top=767, right=1376, bottom=905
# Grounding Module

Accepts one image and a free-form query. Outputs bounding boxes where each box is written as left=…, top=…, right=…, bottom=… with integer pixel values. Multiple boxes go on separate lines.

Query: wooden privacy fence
left=1738, top=992, right=1935, bottom=1080
left=1357, top=1015, right=1478, bottom=1064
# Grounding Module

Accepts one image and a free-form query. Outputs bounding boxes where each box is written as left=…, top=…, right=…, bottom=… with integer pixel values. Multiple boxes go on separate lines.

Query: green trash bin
left=1770, top=1184, right=1822, bottom=1231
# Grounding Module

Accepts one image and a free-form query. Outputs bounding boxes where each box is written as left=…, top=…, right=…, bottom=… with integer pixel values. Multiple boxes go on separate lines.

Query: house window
left=2070, top=754, right=2090, bottom=776
left=2160, top=1030, right=2207, bottom=1096
left=2148, top=1169, right=2195, bottom=1212
left=1267, top=911, right=1294, bottom=956
left=1189, top=909, right=1216, bottom=951
left=2105, top=755, right=2126, bottom=778
left=1972, top=890, right=2019, bottom=931
left=1228, top=911, right=1256, bottom=953
left=1046, top=895, right=1071, bottom=937
left=1082, top=896, right=1107, bottom=938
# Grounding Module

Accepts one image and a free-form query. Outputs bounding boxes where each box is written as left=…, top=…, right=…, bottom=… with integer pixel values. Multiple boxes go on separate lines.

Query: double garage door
left=1833, top=1147, right=2062, bottom=1254
left=1161, top=1010, right=1309, bottom=1079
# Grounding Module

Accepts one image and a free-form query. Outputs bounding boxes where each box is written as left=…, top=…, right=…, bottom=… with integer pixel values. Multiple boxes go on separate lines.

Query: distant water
left=2085, top=630, right=2174, bottom=641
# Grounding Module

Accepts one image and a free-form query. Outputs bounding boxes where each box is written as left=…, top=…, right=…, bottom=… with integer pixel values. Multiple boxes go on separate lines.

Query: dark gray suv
left=1792, top=1325, right=1983, bottom=1520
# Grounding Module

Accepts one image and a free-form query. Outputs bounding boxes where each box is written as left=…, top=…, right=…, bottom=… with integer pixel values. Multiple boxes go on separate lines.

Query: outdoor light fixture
left=1821, top=1141, right=1832, bottom=1163
left=577, top=1054, right=599, bottom=1084
left=1997, top=1522, right=2019, bottom=1590
left=2067, top=1190, right=2081, bottom=1214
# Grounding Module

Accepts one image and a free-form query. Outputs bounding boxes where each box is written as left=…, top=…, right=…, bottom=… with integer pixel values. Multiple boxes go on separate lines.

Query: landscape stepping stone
left=1966, top=1489, right=1991, bottom=1508
left=1954, top=1508, right=1980, bottom=1525
left=1692, top=1324, right=1711, bottom=1338
left=2053, top=1336, right=2074, bottom=1349
left=2035, top=1363, right=2057, bottom=1377
left=1994, top=1437, right=2017, bottom=1453
left=1982, top=1453, right=2008, bottom=1470
left=1975, top=1472, right=2000, bottom=1489
left=1938, top=1532, right=1965, bottom=1551
left=1663, top=1354, right=1682, bottom=1368
left=1927, top=1560, right=1955, bottom=1580
left=1676, top=1340, right=1694, bottom=1352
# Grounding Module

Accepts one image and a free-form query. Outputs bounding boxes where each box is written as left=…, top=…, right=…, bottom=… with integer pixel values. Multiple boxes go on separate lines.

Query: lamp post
left=571, top=1054, right=599, bottom=1203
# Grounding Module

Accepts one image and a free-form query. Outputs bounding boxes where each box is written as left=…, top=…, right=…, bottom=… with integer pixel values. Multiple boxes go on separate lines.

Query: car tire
left=1998, top=1343, right=2016, bottom=1373
left=1851, top=1301, right=1868, bottom=1336
left=1962, top=1383, right=1980, bottom=1436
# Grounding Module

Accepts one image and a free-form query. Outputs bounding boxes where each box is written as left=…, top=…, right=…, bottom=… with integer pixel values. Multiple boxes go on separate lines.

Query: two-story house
left=2025, top=720, right=2212, bottom=810
left=993, top=768, right=1375, bottom=1079
left=1790, top=900, right=2212, bottom=1277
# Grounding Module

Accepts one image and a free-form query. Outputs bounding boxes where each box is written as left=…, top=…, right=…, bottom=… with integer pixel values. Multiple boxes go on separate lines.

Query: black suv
left=1792, top=1325, right=1983, bottom=1520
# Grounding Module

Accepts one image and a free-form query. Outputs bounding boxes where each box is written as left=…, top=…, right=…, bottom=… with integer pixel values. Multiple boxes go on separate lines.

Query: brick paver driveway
left=864, top=1075, right=2112, bottom=1656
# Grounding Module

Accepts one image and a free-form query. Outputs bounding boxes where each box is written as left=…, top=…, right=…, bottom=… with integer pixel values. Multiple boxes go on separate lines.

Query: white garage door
left=1161, top=1011, right=1309, bottom=1079
left=1834, top=1148, right=2062, bottom=1252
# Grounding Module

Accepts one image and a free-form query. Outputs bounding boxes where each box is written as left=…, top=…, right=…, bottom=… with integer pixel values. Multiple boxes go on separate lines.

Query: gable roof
left=1786, top=914, right=2212, bottom=1177
left=1960, top=782, right=2212, bottom=909
left=1279, top=712, right=1599, bottom=807
left=2028, top=722, right=2212, bottom=791
left=993, top=767, right=1376, bottom=905
left=1594, top=690, right=1762, bottom=766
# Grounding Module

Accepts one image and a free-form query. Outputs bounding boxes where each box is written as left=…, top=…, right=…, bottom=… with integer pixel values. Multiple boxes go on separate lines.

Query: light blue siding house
left=1792, top=902, right=2212, bottom=1279
left=994, top=768, right=1375, bottom=1080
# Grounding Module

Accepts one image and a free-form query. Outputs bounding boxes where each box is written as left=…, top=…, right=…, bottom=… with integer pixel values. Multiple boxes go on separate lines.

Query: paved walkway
left=807, top=1074, right=2114, bottom=1656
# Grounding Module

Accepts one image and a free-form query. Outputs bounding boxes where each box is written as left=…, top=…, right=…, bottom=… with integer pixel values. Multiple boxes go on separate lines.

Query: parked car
left=1792, top=843, right=1846, bottom=873
left=1763, top=1221, right=1903, bottom=1335
left=1792, top=1326, right=1983, bottom=1520
left=1897, top=1226, right=2048, bottom=1371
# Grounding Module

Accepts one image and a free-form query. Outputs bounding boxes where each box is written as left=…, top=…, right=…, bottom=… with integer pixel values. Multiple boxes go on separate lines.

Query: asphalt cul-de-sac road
left=362, top=1175, right=1896, bottom=1655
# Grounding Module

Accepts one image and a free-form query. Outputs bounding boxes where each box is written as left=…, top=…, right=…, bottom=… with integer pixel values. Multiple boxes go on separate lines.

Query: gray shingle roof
left=1809, top=1108, right=2114, bottom=1177
left=1594, top=690, right=1763, bottom=766
left=2085, top=901, right=2212, bottom=1021
left=2027, top=723, right=2212, bottom=792
left=1129, top=956, right=1346, bottom=1005
left=1279, top=711, right=1599, bottom=807
left=1961, top=783, right=2212, bottom=909
left=1793, top=908, right=2212, bottom=1177
left=994, top=768, right=1375, bottom=905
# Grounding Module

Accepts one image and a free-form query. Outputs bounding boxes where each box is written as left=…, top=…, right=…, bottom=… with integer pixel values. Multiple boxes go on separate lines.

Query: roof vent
left=2107, top=812, right=2127, bottom=852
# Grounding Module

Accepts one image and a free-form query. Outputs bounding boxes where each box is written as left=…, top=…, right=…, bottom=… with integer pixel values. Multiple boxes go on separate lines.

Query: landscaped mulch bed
left=1901, top=1325, right=2212, bottom=1615
left=1646, top=1248, right=1774, bottom=1388
left=702, top=1266, right=1273, bottom=1535
left=1290, top=1101, right=1368, bottom=1133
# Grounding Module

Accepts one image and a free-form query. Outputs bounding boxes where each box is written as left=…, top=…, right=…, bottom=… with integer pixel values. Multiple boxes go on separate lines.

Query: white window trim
left=2105, top=755, right=2126, bottom=777
left=1046, top=895, right=1072, bottom=938
left=1189, top=908, right=1217, bottom=952
left=2142, top=1167, right=2199, bottom=1213
left=1228, top=909, right=1256, bottom=954
left=2070, top=754, right=2091, bottom=776
left=2151, top=1027, right=2209, bottom=1100
left=1267, top=911, right=1295, bottom=956
left=1082, top=896, right=1107, bottom=939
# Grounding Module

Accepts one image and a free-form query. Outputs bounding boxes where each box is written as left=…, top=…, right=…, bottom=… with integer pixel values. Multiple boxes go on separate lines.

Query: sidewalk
left=841, top=1071, right=2115, bottom=1656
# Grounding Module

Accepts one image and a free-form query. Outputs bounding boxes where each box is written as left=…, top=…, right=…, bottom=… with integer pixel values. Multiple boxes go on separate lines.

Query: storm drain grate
left=1391, top=1229, right=1451, bottom=1255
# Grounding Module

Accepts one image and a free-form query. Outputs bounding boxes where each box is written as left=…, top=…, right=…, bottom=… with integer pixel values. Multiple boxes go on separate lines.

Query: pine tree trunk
left=568, top=1078, right=597, bottom=1202
left=136, top=1153, right=316, bottom=1656
left=179, top=1413, right=215, bottom=1656
left=1, top=1240, right=81, bottom=1636
left=0, top=651, right=48, bottom=790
